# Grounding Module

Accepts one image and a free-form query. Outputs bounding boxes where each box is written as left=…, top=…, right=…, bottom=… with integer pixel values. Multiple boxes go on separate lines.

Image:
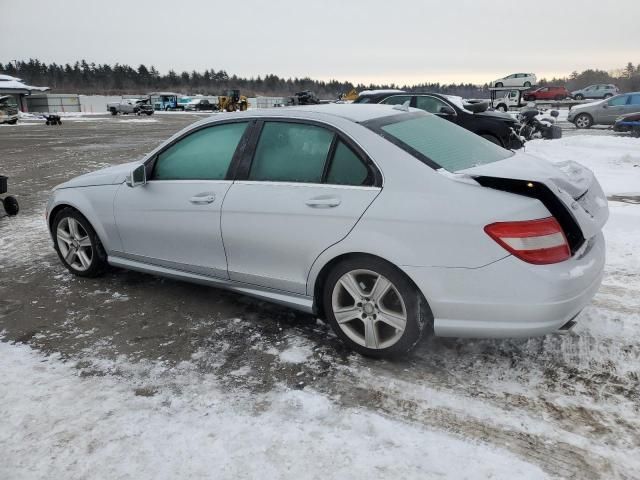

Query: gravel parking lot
left=1, top=113, right=639, bottom=479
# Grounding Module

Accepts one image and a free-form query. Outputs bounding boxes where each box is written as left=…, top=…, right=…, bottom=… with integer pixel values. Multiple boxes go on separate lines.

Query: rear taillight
left=484, top=217, right=570, bottom=265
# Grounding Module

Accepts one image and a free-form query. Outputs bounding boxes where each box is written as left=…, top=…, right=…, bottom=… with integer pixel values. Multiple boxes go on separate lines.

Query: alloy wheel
left=56, top=217, right=93, bottom=272
left=575, top=114, right=591, bottom=129
left=331, top=269, right=407, bottom=350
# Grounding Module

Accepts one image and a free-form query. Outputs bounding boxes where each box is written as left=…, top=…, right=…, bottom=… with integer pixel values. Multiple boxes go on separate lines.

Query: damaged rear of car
left=363, top=111, right=608, bottom=338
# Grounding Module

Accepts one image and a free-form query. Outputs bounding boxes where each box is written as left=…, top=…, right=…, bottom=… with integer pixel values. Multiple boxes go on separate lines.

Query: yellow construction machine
left=218, top=89, right=248, bottom=112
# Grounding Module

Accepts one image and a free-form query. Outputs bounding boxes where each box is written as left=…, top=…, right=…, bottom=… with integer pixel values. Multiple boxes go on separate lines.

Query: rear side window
left=249, top=122, right=333, bottom=183
left=153, top=122, right=248, bottom=180
left=380, top=95, right=412, bottom=105
left=374, top=114, right=512, bottom=172
left=326, top=141, right=370, bottom=186
left=629, top=94, right=640, bottom=105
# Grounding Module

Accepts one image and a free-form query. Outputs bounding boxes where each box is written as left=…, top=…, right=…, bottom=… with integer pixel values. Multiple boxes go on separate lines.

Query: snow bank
left=525, top=135, right=640, bottom=195
left=0, top=341, right=546, bottom=479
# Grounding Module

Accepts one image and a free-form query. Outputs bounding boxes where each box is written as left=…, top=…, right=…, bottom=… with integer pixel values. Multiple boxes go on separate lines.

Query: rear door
left=221, top=120, right=381, bottom=294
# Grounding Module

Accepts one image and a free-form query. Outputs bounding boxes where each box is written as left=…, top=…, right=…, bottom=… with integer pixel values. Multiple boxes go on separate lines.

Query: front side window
left=326, top=141, right=371, bottom=186
left=249, top=122, right=333, bottom=183
left=629, top=94, right=640, bottom=105
left=369, top=113, right=512, bottom=172
left=608, top=95, right=629, bottom=106
left=414, top=96, right=451, bottom=115
left=152, top=122, right=248, bottom=180
left=380, top=95, right=412, bottom=106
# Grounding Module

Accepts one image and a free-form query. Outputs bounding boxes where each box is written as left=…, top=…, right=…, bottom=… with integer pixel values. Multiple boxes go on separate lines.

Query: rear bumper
left=403, top=232, right=605, bottom=338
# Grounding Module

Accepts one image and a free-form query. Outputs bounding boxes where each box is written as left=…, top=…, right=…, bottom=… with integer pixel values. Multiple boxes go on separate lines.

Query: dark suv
left=354, top=91, right=523, bottom=149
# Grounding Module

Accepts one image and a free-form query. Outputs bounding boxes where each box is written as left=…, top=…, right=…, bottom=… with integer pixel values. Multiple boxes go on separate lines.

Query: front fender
left=47, top=185, right=122, bottom=253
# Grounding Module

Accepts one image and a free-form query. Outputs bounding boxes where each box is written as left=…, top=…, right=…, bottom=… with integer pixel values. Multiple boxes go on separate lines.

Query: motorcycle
left=517, top=106, right=562, bottom=141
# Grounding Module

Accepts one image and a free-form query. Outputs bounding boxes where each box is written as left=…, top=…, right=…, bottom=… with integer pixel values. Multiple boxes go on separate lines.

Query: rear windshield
left=369, top=113, right=513, bottom=172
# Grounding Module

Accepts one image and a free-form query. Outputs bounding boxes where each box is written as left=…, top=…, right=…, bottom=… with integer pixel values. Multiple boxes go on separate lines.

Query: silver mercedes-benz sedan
left=47, top=104, right=608, bottom=357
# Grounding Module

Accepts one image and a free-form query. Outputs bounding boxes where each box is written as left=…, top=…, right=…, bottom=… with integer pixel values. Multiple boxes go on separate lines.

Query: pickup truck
left=107, top=98, right=154, bottom=116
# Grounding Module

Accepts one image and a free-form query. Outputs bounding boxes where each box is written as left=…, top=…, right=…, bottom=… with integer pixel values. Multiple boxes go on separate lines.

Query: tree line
left=1, top=58, right=639, bottom=99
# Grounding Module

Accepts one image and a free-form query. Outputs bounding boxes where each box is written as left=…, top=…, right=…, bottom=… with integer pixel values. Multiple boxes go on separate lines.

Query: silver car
left=47, top=105, right=608, bottom=357
left=571, top=84, right=618, bottom=100
left=568, top=92, right=640, bottom=128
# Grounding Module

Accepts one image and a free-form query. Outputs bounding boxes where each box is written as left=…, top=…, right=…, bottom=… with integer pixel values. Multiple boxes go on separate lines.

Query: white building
left=0, top=74, right=49, bottom=111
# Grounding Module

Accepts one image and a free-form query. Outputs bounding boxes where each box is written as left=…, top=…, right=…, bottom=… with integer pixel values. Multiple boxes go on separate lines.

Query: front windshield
left=369, top=113, right=513, bottom=172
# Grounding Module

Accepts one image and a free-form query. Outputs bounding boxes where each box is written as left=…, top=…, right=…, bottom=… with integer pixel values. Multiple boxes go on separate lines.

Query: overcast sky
left=1, top=0, right=638, bottom=85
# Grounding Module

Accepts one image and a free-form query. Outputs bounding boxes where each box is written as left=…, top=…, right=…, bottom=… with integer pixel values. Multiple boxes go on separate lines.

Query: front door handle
left=189, top=194, right=216, bottom=204
left=305, top=195, right=341, bottom=208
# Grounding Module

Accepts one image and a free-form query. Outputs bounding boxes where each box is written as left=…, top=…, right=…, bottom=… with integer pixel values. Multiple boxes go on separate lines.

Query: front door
left=114, top=121, right=250, bottom=278
left=597, top=95, right=629, bottom=124
left=222, top=120, right=381, bottom=294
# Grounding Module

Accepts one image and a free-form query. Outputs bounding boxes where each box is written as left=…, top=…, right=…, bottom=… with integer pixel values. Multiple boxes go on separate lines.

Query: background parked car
left=568, top=92, right=640, bottom=128
left=571, top=84, right=618, bottom=100
left=523, top=86, right=571, bottom=101
left=107, top=98, right=154, bottom=116
left=354, top=91, right=523, bottom=149
left=185, top=99, right=219, bottom=111
left=491, top=73, right=537, bottom=88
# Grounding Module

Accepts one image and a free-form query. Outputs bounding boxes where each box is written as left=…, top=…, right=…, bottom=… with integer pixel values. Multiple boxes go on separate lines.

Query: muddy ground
left=1, top=114, right=638, bottom=479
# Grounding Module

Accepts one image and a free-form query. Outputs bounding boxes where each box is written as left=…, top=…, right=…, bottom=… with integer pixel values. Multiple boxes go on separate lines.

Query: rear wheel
left=495, top=82, right=503, bottom=88
left=323, top=256, right=431, bottom=358
left=524, top=81, right=532, bottom=87
left=574, top=113, right=593, bottom=129
left=574, top=94, right=584, bottom=100
left=53, top=208, right=107, bottom=277
left=604, top=93, right=613, bottom=99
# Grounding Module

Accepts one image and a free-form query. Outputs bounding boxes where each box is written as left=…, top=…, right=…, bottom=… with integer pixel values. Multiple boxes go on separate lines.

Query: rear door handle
left=305, top=196, right=341, bottom=208
left=189, top=194, right=216, bottom=204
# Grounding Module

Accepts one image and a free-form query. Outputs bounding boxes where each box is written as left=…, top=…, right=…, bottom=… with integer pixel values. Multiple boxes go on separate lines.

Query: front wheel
left=495, top=82, right=503, bottom=88
left=496, top=104, right=507, bottom=112
left=323, top=256, right=431, bottom=358
left=574, top=113, right=593, bottom=129
left=53, top=208, right=107, bottom=277
left=574, top=94, right=584, bottom=100
left=604, top=93, right=613, bottom=99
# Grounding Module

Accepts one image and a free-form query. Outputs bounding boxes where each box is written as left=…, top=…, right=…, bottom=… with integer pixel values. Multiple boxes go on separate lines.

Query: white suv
left=491, top=73, right=537, bottom=88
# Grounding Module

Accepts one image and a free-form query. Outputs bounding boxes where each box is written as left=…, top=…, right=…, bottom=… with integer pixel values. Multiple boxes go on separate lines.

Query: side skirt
left=108, top=255, right=314, bottom=314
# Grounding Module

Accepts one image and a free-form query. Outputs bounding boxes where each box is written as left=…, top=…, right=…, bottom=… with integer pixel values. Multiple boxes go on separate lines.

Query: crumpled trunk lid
left=457, top=151, right=609, bottom=242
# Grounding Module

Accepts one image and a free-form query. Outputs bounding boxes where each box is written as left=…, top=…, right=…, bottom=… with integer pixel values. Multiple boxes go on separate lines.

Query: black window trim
left=233, top=117, right=383, bottom=187
left=145, top=118, right=255, bottom=181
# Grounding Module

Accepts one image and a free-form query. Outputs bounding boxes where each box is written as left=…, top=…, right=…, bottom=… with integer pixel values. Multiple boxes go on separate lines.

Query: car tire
left=52, top=208, right=108, bottom=278
left=574, top=113, right=593, bottom=129
left=524, top=81, right=531, bottom=87
left=2, top=196, right=19, bottom=216
left=480, top=134, right=502, bottom=146
left=322, top=255, right=432, bottom=358
left=110, top=108, right=118, bottom=115
left=574, top=94, right=584, bottom=100
left=496, top=104, right=507, bottom=112
left=495, top=82, right=503, bottom=88
left=604, top=93, right=613, bottom=99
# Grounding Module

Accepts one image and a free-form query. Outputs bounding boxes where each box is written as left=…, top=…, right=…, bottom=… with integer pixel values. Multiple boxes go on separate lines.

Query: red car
left=523, top=86, right=571, bottom=101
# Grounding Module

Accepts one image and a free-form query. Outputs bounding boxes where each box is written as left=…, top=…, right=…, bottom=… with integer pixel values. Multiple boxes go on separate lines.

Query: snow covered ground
left=1, top=122, right=639, bottom=479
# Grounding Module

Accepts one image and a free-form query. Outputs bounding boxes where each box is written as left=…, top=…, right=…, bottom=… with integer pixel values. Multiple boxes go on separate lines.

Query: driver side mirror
left=127, top=164, right=147, bottom=187
left=439, top=105, right=456, bottom=115
left=602, top=103, right=608, bottom=109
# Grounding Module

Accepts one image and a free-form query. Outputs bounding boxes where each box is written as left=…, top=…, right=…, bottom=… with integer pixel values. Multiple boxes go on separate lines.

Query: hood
left=477, top=110, right=517, bottom=122
left=571, top=99, right=605, bottom=111
left=457, top=151, right=608, bottom=240
left=55, top=161, right=141, bottom=189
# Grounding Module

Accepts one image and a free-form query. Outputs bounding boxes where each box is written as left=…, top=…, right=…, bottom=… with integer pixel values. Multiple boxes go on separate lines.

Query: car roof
left=200, top=104, right=420, bottom=125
